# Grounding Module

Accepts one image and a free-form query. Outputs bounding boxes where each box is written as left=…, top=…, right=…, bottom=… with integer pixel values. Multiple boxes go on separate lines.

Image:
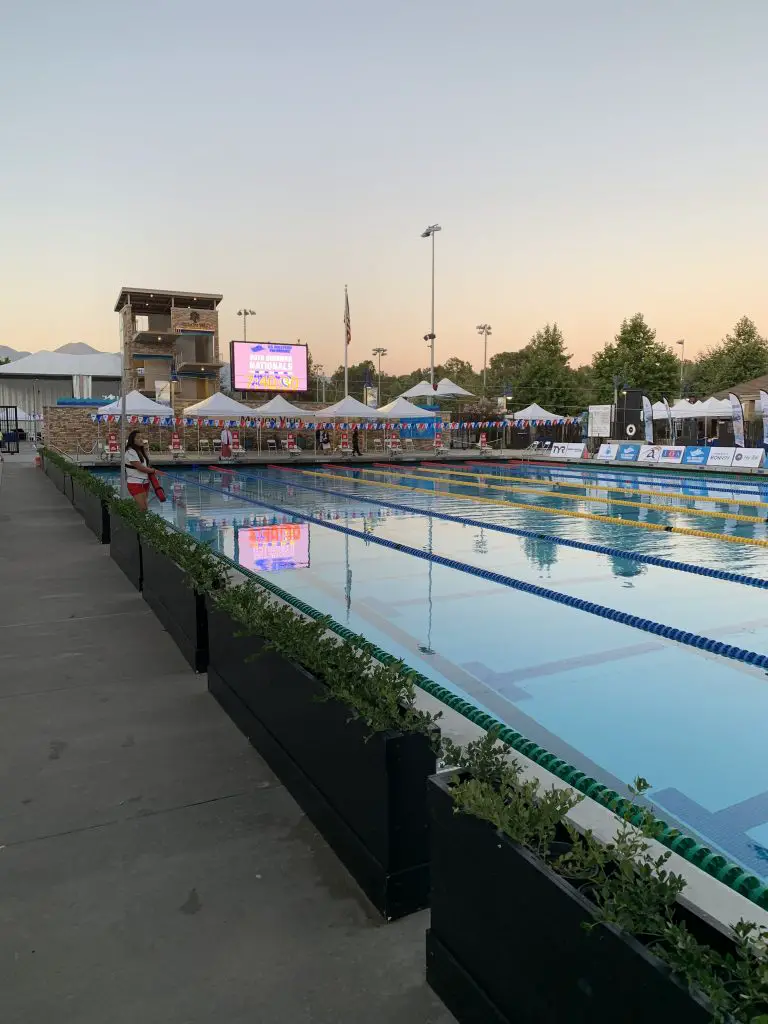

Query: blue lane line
left=228, top=466, right=768, bottom=591
left=463, top=462, right=768, bottom=497
left=165, top=469, right=768, bottom=671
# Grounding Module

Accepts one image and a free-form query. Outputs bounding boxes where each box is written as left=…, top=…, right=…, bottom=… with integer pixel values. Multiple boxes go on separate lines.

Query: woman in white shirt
left=124, top=430, right=156, bottom=510
left=220, top=427, right=233, bottom=460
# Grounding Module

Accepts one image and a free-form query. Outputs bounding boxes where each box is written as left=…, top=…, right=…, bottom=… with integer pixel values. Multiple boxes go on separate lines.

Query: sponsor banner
left=641, top=395, right=654, bottom=443
left=681, top=446, right=710, bottom=466
left=638, top=444, right=663, bottom=463
left=729, top=393, right=745, bottom=448
left=549, top=442, right=587, bottom=460
left=658, top=445, right=685, bottom=464
left=706, top=447, right=736, bottom=468
left=596, top=443, right=619, bottom=461
left=616, top=443, right=641, bottom=462
left=731, top=448, right=765, bottom=469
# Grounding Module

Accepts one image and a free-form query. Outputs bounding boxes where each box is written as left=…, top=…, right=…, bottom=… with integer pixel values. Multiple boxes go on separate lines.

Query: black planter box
left=72, top=480, right=110, bottom=544
left=426, top=774, right=714, bottom=1024
left=109, top=513, right=142, bottom=591
left=207, top=603, right=437, bottom=920
left=142, top=546, right=208, bottom=672
left=45, top=462, right=65, bottom=493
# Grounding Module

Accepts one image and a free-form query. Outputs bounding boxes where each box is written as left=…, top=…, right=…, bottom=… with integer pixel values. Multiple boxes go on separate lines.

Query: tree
left=688, top=316, right=768, bottom=395
left=590, top=313, right=679, bottom=402
left=570, top=365, right=594, bottom=411
left=487, top=350, right=527, bottom=399
left=440, top=357, right=480, bottom=395
left=513, top=324, right=575, bottom=413
left=0, top=357, right=9, bottom=365
left=329, top=359, right=376, bottom=401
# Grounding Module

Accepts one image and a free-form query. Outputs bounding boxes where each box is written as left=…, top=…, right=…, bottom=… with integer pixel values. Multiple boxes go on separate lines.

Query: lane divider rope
left=165, top=470, right=768, bottom=669
left=154, top=469, right=768, bottom=910
left=245, top=465, right=768, bottom=590
left=419, top=462, right=768, bottom=509
left=309, top=464, right=768, bottom=548
left=477, top=461, right=768, bottom=497
left=364, top=463, right=768, bottom=525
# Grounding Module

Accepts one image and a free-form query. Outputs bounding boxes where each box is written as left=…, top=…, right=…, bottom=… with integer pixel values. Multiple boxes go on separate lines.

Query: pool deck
left=0, top=451, right=453, bottom=1024
left=56, top=445, right=768, bottom=476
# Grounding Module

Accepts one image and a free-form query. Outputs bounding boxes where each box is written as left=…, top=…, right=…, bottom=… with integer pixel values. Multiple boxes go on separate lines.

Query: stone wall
left=43, top=406, right=440, bottom=455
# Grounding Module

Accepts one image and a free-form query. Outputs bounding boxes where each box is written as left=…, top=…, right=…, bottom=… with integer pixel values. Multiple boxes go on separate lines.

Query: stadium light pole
left=372, top=347, right=387, bottom=403
left=676, top=338, right=685, bottom=393
left=420, top=224, right=441, bottom=385
left=237, top=308, right=256, bottom=342
left=476, top=324, right=492, bottom=394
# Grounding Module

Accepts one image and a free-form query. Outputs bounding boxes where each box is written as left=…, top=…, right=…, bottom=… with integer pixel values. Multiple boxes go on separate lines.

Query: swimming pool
left=105, top=460, right=768, bottom=881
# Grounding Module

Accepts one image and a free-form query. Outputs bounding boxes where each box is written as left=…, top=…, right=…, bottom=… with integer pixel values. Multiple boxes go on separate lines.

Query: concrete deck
left=0, top=453, right=453, bottom=1024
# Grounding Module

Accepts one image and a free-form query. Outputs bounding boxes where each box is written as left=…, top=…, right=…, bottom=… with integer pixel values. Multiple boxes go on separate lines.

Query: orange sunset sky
left=3, top=1, right=768, bottom=374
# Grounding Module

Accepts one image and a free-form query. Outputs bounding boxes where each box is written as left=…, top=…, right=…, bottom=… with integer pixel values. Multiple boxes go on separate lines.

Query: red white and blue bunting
left=88, top=415, right=580, bottom=429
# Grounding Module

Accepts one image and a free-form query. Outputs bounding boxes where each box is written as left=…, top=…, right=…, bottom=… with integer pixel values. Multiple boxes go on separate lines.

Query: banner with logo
left=641, top=395, right=654, bottom=443
left=638, top=444, right=662, bottom=463
left=616, top=443, right=641, bottom=462
left=732, top=448, right=765, bottom=469
left=549, top=442, right=587, bottom=459
left=663, top=397, right=675, bottom=443
left=658, top=446, right=685, bottom=464
left=729, top=393, right=745, bottom=447
left=681, top=446, right=710, bottom=466
left=596, top=442, right=619, bottom=460
left=707, top=447, right=736, bottom=468
left=760, top=390, right=768, bottom=446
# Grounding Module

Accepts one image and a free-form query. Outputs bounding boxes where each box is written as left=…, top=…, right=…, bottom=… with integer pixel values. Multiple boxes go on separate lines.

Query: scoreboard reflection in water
left=230, top=341, right=308, bottom=392
left=238, top=524, right=310, bottom=573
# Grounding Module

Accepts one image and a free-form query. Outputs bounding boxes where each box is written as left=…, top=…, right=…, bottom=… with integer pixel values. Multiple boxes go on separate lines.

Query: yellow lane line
left=354, top=465, right=767, bottom=525
left=416, top=463, right=768, bottom=510
left=298, top=467, right=768, bottom=548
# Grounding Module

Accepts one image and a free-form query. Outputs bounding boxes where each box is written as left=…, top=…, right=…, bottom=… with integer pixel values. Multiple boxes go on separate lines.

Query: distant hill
left=55, top=342, right=102, bottom=355
left=0, top=346, right=30, bottom=362
left=0, top=342, right=107, bottom=362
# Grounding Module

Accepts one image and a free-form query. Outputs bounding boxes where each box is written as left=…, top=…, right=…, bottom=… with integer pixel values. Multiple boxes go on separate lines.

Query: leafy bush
left=213, top=581, right=440, bottom=743
left=443, top=728, right=768, bottom=1024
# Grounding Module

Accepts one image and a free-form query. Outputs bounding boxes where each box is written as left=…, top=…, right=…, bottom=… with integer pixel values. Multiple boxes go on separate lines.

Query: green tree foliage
left=487, top=349, right=527, bottom=399
left=688, top=316, right=768, bottom=396
left=591, top=313, right=680, bottom=402
left=513, top=323, right=574, bottom=413
left=329, top=359, right=376, bottom=401
left=441, top=357, right=480, bottom=394
left=0, top=357, right=9, bottom=366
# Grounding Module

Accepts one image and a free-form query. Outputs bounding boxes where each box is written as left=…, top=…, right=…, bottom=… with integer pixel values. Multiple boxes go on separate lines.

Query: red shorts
left=127, top=481, right=150, bottom=496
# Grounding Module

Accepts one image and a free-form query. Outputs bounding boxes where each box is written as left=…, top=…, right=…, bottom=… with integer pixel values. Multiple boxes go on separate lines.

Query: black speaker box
left=616, top=388, right=644, bottom=440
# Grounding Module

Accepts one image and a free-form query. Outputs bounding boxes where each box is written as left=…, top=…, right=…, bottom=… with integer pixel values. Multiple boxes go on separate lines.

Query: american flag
left=344, top=286, right=351, bottom=347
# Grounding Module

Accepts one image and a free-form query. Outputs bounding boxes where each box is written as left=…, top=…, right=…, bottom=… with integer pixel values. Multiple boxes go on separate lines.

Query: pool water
left=103, top=461, right=768, bottom=880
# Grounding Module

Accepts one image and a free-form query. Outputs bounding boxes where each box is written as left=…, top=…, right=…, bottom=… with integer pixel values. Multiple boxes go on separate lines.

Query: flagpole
left=344, top=284, right=349, bottom=397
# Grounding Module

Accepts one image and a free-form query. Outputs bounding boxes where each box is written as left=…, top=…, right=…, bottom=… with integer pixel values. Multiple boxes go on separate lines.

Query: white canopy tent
left=253, top=394, right=316, bottom=418
left=667, top=399, right=696, bottom=418
left=436, top=377, right=474, bottom=397
left=400, top=380, right=439, bottom=399
left=511, top=402, right=563, bottom=422
left=697, top=397, right=732, bottom=417
left=319, top=395, right=383, bottom=419
left=97, top=391, right=173, bottom=417
left=376, top=397, right=438, bottom=419
left=183, top=393, right=253, bottom=418
left=651, top=401, right=669, bottom=420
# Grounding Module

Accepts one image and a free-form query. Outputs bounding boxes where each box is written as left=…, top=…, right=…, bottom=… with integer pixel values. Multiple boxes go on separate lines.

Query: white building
left=0, top=352, right=121, bottom=417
